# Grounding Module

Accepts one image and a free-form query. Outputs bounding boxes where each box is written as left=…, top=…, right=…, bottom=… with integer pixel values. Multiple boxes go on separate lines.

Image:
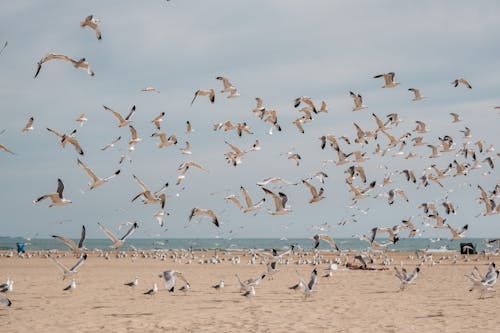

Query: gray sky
left=0, top=1, right=498, bottom=240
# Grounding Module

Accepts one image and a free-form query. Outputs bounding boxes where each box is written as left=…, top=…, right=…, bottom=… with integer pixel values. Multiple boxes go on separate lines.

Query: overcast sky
left=0, top=1, right=498, bottom=240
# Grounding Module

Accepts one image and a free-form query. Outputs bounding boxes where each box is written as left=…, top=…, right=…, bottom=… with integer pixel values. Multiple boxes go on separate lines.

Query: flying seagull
left=35, top=54, right=94, bottom=78
left=350, top=91, right=367, bottom=111
left=374, top=72, right=400, bottom=88
left=191, top=89, right=215, bottom=105
left=313, top=234, right=340, bottom=251
left=80, top=15, right=102, bottom=40
left=34, top=178, right=72, bottom=207
left=21, top=117, right=34, bottom=132
left=97, top=222, right=138, bottom=249
left=52, top=225, right=86, bottom=253
left=103, top=105, right=136, bottom=128
left=452, top=77, right=472, bottom=89
left=188, top=208, right=219, bottom=227
left=408, top=88, right=425, bottom=101
left=261, top=187, right=291, bottom=215
left=49, top=253, right=87, bottom=280
left=160, top=270, right=190, bottom=292
left=0, top=143, right=16, bottom=155
left=77, top=158, right=120, bottom=190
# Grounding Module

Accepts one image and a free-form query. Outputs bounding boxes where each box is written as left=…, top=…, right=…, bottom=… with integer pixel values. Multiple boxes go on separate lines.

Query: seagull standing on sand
left=97, top=222, right=138, bottom=249
left=124, top=276, right=139, bottom=287
left=63, top=278, right=77, bottom=291
left=0, top=294, right=11, bottom=307
left=144, top=283, right=158, bottom=295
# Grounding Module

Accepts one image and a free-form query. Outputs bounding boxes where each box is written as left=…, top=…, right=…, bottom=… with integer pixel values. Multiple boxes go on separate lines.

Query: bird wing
left=69, top=254, right=87, bottom=272
left=120, top=222, right=137, bottom=241
left=103, top=105, right=126, bottom=123
left=97, top=223, right=119, bottom=243
left=240, top=186, right=253, bottom=207
left=49, top=256, right=69, bottom=274
left=262, top=187, right=283, bottom=210
left=124, top=105, right=136, bottom=121
left=302, top=179, right=318, bottom=197
left=225, top=195, right=244, bottom=211
left=52, top=235, right=77, bottom=251
left=78, top=225, right=86, bottom=249
left=56, top=179, right=65, bottom=198
left=132, top=174, right=150, bottom=192
left=47, top=127, right=63, bottom=139
left=77, top=158, right=99, bottom=182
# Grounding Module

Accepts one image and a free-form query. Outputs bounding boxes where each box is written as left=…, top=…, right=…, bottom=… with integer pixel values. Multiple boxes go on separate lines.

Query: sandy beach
left=1, top=250, right=499, bottom=333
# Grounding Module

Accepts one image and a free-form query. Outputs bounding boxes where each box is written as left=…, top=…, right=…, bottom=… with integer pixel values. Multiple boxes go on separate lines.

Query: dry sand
left=0, top=250, right=499, bottom=333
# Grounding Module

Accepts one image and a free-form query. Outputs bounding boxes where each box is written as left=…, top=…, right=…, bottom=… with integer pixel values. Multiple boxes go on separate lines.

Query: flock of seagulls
left=0, top=7, right=499, bottom=311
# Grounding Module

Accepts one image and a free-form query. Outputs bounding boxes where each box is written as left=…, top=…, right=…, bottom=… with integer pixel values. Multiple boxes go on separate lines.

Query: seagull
left=34, top=178, right=72, bottom=207
left=21, top=117, right=34, bottom=132
left=387, top=188, right=409, bottom=205
left=242, top=286, right=256, bottom=297
left=374, top=72, right=400, bottom=88
left=0, top=294, right=11, bottom=307
left=191, top=89, right=215, bottom=105
left=261, top=187, right=291, bottom=215
left=131, top=175, right=168, bottom=208
left=61, top=133, right=84, bottom=156
left=141, top=86, right=160, bottom=93
left=408, top=88, right=425, bottom=101
left=212, top=279, right=224, bottom=291
left=80, top=15, right=101, bottom=40
left=0, top=143, right=16, bottom=155
left=49, top=253, right=87, bottom=280
left=216, top=76, right=239, bottom=97
left=103, top=105, right=136, bottom=128
left=371, top=226, right=399, bottom=244
left=160, top=270, right=190, bottom=292
left=77, top=159, right=120, bottom=190
left=313, top=234, right=340, bottom=251
left=52, top=225, right=86, bottom=253
left=303, top=268, right=318, bottom=297
left=350, top=91, right=367, bottom=111
left=452, top=77, right=472, bottom=89
left=100, top=136, right=121, bottom=151
left=144, top=283, right=158, bottom=295
left=151, top=132, right=177, bottom=148
left=466, top=263, right=499, bottom=297
left=127, top=125, right=142, bottom=151
left=256, top=177, right=294, bottom=187
left=180, top=141, right=192, bottom=155
left=188, top=208, right=219, bottom=227
left=124, top=276, right=139, bottom=287
left=447, top=224, right=468, bottom=240
left=287, top=152, right=302, bottom=166
left=151, top=112, right=165, bottom=130
left=75, top=113, right=88, bottom=127
left=35, top=54, right=94, bottom=78
left=185, top=121, right=194, bottom=134
left=98, top=222, right=138, bottom=249
left=293, top=96, right=317, bottom=113
left=449, top=113, right=461, bottom=123
left=63, top=278, right=77, bottom=291
left=302, top=179, right=325, bottom=204
left=224, top=186, right=266, bottom=213
left=394, top=266, right=420, bottom=290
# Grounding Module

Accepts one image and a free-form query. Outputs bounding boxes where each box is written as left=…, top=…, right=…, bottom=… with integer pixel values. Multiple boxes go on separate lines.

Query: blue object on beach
left=16, top=242, right=25, bottom=253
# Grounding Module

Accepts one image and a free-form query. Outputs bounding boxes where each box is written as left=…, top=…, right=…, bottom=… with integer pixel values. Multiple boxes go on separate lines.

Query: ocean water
left=0, top=237, right=492, bottom=252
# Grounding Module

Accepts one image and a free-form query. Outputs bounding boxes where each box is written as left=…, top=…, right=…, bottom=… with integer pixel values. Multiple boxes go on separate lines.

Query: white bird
left=408, top=88, right=425, bottom=101
left=151, top=132, right=177, bottom=148
left=447, top=224, right=468, bottom=240
left=452, top=77, right=472, bottom=89
left=160, top=270, right=190, bottom=292
left=124, top=276, right=139, bottom=287
left=302, top=179, right=325, bottom=204
left=75, top=113, right=88, bottom=127
left=151, top=112, right=165, bottom=130
left=128, top=125, right=142, bottom=151
left=216, top=76, right=239, bottom=97
left=21, top=117, right=34, bottom=132
left=103, top=105, right=136, bottom=128
left=466, top=263, right=499, bottom=297
left=49, top=253, right=87, bottom=280
left=191, top=89, right=215, bottom=105
left=212, top=279, right=224, bottom=291
left=180, top=141, right=192, bottom=155
left=100, top=136, right=121, bottom=151
left=242, top=286, right=256, bottom=297
left=34, top=178, right=72, bottom=207
left=449, top=113, right=461, bottom=123
left=35, top=54, right=94, bottom=78
left=188, top=208, right=219, bottom=227
left=224, top=186, right=266, bottom=213
left=141, top=86, right=160, bottom=93
left=97, top=222, right=138, bottom=249
left=350, top=91, right=367, bottom=111
left=144, top=283, right=158, bottom=295
left=80, top=14, right=101, bottom=40
left=63, top=278, right=77, bottom=291
left=77, top=159, right=120, bottom=190
left=131, top=174, right=167, bottom=208
left=52, top=225, right=86, bottom=253
left=262, top=187, right=291, bottom=215
left=394, top=266, right=420, bottom=290
left=313, top=234, right=339, bottom=251
left=374, top=72, right=400, bottom=88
